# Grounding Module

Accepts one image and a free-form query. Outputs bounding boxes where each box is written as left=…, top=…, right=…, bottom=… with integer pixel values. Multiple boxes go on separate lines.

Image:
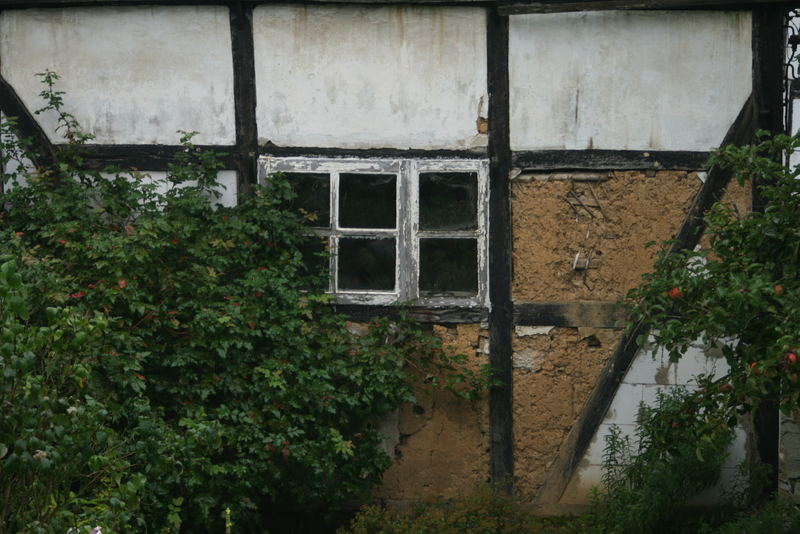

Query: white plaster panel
left=585, top=423, right=638, bottom=466
left=622, top=344, right=670, bottom=384
left=564, top=336, right=746, bottom=505
left=603, top=383, right=643, bottom=426
left=0, top=7, right=235, bottom=145
left=252, top=6, right=488, bottom=150
left=135, top=170, right=237, bottom=208
left=791, top=98, right=800, bottom=169
left=509, top=11, right=752, bottom=151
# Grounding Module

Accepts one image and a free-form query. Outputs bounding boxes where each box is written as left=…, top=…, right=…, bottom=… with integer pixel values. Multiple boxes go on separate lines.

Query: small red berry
left=668, top=287, right=684, bottom=299
left=118, top=278, right=127, bottom=289
left=58, top=239, right=67, bottom=245
left=786, top=352, right=798, bottom=366
left=774, top=284, right=785, bottom=296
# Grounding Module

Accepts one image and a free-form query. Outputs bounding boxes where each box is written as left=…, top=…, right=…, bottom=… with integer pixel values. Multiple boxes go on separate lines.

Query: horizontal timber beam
left=0, top=0, right=783, bottom=8
left=500, top=0, right=792, bottom=16
left=260, top=145, right=488, bottom=160
left=514, top=301, right=623, bottom=328
left=0, top=0, right=491, bottom=8
left=512, top=149, right=711, bottom=171
left=62, top=144, right=238, bottom=171
left=331, top=304, right=488, bottom=324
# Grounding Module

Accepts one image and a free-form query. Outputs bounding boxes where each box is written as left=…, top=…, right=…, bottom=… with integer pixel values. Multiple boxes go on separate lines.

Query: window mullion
left=330, top=171, right=340, bottom=293
left=397, top=159, right=415, bottom=302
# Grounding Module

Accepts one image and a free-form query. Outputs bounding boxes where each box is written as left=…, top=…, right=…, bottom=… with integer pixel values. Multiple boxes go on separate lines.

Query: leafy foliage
left=628, top=132, right=800, bottom=417
left=0, top=256, right=151, bottom=534
left=588, top=389, right=734, bottom=534
left=589, top=131, right=800, bottom=533
left=338, top=486, right=586, bottom=534
left=0, top=72, right=491, bottom=533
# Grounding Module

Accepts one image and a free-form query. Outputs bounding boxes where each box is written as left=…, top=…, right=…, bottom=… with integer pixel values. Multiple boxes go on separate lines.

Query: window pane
left=419, top=238, right=477, bottom=294
left=419, top=172, right=478, bottom=231
left=338, top=237, right=396, bottom=291
left=285, top=172, right=330, bottom=228
left=299, top=236, right=329, bottom=288
left=339, top=173, right=396, bottom=229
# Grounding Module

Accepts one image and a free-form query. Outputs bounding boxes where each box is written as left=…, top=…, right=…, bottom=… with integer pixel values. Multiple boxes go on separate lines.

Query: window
left=258, top=157, right=489, bottom=307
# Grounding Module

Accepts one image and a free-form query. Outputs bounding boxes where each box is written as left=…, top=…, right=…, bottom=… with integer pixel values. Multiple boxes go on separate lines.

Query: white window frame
left=258, top=156, right=489, bottom=308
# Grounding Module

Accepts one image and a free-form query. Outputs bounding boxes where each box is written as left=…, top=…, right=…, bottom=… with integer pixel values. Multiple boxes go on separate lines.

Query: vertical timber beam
left=751, top=3, right=785, bottom=494
left=487, top=8, right=514, bottom=491
left=230, top=1, right=258, bottom=201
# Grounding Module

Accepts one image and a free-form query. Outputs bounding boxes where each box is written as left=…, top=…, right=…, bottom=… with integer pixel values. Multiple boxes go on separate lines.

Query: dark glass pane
left=338, top=237, right=396, bottom=291
left=298, top=236, right=329, bottom=286
left=419, top=238, right=477, bottom=294
left=339, top=173, right=396, bottom=229
left=285, top=172, right=330, bottom=228
left=419, top=172, right=478, bottom=231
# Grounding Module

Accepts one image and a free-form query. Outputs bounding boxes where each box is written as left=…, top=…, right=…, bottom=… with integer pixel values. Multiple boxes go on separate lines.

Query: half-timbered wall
left=0, top=0, right=787, bottom=512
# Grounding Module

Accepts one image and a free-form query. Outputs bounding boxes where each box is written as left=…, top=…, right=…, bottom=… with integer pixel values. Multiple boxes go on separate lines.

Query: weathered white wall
left=560, top=336, right=749, bottom=506
left=252, top=6, right=488, bottom=150
left=130, top=170, right=237, bottom=208
left=510, top=11, right=752, bottom=151
left=0, top=6, right=235, bottom=145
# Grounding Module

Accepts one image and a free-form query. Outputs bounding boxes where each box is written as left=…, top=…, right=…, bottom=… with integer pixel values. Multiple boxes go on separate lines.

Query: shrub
left=0, top=72, right=491, bottom=532
left=588, top=388, right=734, bottom=534
left=338, top=486, right=586, bottom=534
left=0, top=255, right=152, bottom=533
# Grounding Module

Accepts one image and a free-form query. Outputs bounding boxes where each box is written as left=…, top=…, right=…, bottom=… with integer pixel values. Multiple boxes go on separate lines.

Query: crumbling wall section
left=512, top=327, right=620, bottom=496
left=375, top=324, right=490, bottom=504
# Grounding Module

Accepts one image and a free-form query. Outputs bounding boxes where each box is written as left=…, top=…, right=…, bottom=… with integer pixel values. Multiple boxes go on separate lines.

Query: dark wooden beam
left=260, top=144, right=487, bottom=160
left=512, top=149, right=710, bottom=171
left=0, top=0, right=490, bottom=8
left=670, top=95, right=755, bottom=249
left=751, top=5, right=785, bottom=495
left=487, top=8, right=514, bottom=492
left=500, top=0, right=790, bottom=16
left=332, top=304, right=488, bottom=324
left=230, top=1, right=258, bottom=200
left=514, top=301, right=623, bottom=328
left=63, top=144, right=237, bottom=170
left=533, top=92, right=757, bottom=510
left=0, top=75, right=57, bottom=166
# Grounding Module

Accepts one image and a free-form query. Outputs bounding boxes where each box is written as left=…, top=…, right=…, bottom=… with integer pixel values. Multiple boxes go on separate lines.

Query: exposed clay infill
left=375, top=324, right=490, bottom=503
left=512, top=327, right=620, bottom=497
left=512, top=171, right=700, bottom=302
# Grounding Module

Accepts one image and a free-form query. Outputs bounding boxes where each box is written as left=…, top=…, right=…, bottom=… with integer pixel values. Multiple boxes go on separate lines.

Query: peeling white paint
left=0, top=6, right=236, bottom=145
left=510, top=11, right=752, bottom=151
left=512, top=348, right=544, bottom=372
left=252, top=6, right=488, bottom=150
left=515, top=325, right=555, bottom=337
